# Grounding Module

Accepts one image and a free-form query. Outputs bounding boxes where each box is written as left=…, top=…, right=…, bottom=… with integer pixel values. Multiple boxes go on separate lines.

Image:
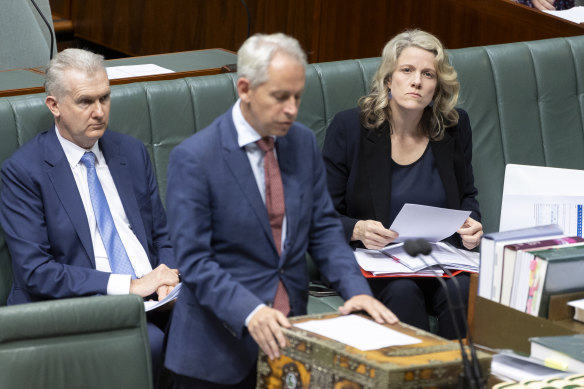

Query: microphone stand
left=403, top=239, right=485, bottom=389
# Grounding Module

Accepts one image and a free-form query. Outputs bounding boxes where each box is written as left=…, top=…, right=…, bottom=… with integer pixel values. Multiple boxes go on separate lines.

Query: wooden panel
left=312, top=0, right=584, bottom=62
left=72, top=0, right=316, bottom=59
left=471, top=297, right=579, bottom=354
left=69, top=0, right=584, bottom=62
left=49, top=0, right=71, bottom=19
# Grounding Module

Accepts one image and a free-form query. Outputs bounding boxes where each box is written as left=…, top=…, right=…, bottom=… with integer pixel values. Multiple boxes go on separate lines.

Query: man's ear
left=237, top=77, right=253, bottom=103
left=45, top=95, right=60, bottom=118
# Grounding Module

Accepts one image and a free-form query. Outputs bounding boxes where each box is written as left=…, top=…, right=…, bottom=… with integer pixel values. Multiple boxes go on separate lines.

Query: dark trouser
left=368, top=273, right=470, bottom=340
left=147, top=309, right=172, bottom=388
left=171, top=366, right=256, bottom=389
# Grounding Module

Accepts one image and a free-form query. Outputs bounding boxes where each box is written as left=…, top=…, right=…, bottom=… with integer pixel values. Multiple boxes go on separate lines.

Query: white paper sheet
left=293, top=315, right=421, bottom=351
left=568, top=298, right=584, bottom=310
left=389, top=204, right=470, bottom=242
left=500, top=164, right=584, bottom=234
left=144, top=282, right=182, bottom=312
left=106, top=64, right=175, bottom=80
left=544, top=6, right=584, bottom=24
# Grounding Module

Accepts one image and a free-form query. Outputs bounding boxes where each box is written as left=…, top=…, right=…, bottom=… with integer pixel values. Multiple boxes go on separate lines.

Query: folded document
left=144, top=282, right=182, bottom=312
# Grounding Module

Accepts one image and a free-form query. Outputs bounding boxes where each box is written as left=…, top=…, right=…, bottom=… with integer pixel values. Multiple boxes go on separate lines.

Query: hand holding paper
left=457, top=217, right=483, bottom=250
left=390, top=204, right=470, bottom=243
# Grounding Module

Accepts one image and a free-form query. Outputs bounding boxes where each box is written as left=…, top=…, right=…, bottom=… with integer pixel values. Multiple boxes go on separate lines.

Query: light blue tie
left=81, top=152, right=136, bottom=279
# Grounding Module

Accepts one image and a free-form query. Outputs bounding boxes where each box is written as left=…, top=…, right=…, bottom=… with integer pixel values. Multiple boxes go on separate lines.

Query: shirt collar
left=232, top=99, right=275, bottom=148
left=55, top=125, right=104, bottom=168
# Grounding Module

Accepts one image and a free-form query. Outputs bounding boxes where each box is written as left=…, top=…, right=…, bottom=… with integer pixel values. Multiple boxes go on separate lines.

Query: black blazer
left=322, top=107, right=481, bottom=248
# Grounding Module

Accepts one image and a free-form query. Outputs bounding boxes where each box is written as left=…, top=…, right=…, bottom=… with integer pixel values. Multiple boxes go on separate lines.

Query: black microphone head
left=403, top=239, right=421, bottom=257
left=416, top=238, right=432, bottom=256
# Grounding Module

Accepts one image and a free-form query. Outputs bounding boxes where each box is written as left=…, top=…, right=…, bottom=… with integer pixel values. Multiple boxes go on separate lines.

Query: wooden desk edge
left=0, top=66, right=235, bottom=98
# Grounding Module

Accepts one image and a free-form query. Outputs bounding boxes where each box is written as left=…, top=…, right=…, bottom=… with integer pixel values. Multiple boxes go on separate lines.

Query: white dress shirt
left=232, top=99, right=287, bottom=325
left=56, top=127, right=153, bottom=295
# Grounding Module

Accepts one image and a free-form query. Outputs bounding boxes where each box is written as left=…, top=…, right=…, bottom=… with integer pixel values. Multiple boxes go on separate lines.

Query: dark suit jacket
left=0, top=128, right=174, bottom=305
left=164, top=107, right=371, bottom=384
left=322, top=107, right=481, bottom=248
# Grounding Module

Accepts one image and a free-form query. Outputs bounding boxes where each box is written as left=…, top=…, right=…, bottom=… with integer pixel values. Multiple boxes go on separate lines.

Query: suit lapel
left=363, top=127, right=393, bottom=226
left=100, top=132, right=149, bottom=255
left=220, top=115, right=276, bottom=252
left=44, top=129, right=95, bottom=266
left=430, top=132, right=459, bottom=210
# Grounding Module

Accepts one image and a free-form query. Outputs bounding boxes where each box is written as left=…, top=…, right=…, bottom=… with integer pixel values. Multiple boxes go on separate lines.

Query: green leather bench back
left=1, top=35, right=583, bottom=306
left=0, top=295, right=152, bottom=388
left=451, top=36, right=584, bottom=235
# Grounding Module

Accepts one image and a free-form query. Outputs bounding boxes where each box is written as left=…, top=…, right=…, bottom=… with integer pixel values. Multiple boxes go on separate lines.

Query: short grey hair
left=44, top=48, right=106, bottom=98
left=237, top=33, right=307, bottom=88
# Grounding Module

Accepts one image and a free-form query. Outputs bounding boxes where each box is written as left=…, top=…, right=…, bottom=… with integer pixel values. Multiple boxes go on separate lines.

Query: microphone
left=404, top=238, right=485, bottom=389
left=404, top=238, right=432, bottom=256
left=29, top=0, right=55, bottom=62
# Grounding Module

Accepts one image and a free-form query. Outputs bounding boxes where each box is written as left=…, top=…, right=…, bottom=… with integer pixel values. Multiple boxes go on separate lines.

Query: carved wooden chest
left=256, top=313, right=491, bottom=389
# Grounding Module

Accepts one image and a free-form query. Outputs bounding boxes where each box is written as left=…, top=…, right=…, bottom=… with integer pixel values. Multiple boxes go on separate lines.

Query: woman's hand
left=352, top=220, right=398, bottom=249
left=457, top=217, right=483, bottom=250
left=531, top=0, right=555, bottom=10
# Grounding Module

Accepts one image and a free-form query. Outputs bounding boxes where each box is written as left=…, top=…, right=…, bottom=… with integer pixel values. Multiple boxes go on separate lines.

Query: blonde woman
left=323, top=30, right=482, bottom=339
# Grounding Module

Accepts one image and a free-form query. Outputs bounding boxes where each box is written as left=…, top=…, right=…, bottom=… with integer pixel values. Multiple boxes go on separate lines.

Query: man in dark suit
left=0, top=49, right=179, bottom=385
left=164, top=33, right=398, bottom=389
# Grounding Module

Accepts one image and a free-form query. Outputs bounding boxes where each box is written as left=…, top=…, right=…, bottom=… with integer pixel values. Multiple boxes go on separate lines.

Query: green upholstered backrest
left=1, top=35, right=583, bottom=305
left=0, top=295, right=152, bottom=389
left=450, top=36, right=584, bottom=233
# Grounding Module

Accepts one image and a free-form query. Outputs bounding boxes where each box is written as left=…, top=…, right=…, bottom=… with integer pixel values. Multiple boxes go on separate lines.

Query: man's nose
left=92, top=102, right=105, bottom=117
left=284, top=97, right=299, bottom=117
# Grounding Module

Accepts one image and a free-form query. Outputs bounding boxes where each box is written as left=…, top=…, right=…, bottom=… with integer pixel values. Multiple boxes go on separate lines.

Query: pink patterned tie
left=256, top=137, right=290, bottom=317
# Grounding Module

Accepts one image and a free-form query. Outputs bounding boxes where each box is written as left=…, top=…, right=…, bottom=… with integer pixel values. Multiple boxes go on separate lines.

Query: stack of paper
left=568, top=299, right=584, bottom=323
left=355, top=242, right=478, bottom=277
left=353, top=204, right=478, bottom=277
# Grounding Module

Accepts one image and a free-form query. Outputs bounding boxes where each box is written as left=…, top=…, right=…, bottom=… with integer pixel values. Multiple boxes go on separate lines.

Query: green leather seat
left=0, top=295, right=152, bottom=389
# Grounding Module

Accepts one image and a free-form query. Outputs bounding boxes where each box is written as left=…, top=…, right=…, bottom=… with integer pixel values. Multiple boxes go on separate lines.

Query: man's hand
left=352, top=220, right=398, bottom=250
left=457, top=217, right=483, bottom=250
left=339, top=294, right=399, bottom=324
left=156, top=284, right=174, bottom=301
left=248, top=306, right=291, bottom=360
left=129, top=264, right=179, bottom=298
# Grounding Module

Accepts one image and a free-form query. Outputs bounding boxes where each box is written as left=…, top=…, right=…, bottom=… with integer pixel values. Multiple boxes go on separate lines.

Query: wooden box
left=256, top=313, right=491, bottom=389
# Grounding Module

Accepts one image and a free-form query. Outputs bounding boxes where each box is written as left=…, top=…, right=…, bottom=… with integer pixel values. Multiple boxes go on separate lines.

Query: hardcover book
left=525, top=245, right=584, bottom=318
left=530, top=335, right=584, bottom=373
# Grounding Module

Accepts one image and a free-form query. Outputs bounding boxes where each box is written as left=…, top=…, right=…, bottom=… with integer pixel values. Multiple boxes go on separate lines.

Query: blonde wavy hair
left=359, top=29, right=459, bottom=140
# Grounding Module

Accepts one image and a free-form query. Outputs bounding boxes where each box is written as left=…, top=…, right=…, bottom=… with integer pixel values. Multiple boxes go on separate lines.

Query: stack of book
left=530, top=334, right=584, bottom=373
left=479, top=224, right=584, bottom=317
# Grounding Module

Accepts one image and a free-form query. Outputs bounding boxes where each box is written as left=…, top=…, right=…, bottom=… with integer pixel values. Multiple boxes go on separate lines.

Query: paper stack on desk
left=355, top=242, right=479, bottom=277
left=353, top=204, right=478, bottom=277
